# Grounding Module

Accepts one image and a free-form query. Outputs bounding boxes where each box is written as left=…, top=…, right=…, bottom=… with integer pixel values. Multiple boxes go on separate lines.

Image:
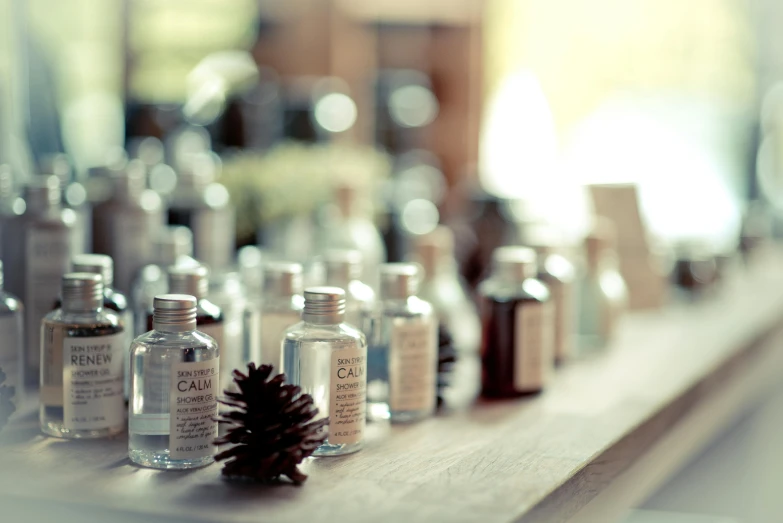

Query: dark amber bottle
left=478, top=247, right=553, bottom=398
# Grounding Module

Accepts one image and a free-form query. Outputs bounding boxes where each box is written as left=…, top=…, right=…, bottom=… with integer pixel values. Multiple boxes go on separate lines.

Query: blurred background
left=1, top=0, right=779, bottom=267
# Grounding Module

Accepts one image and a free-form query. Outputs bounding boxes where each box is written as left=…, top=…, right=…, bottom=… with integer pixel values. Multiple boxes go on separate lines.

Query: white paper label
left=260, top=312, right=300, bottom=371
left=0, top=314, right=22, bottom=404
left=389, top=317, right=437, bottom=413
left=169, top=358, right=218, bottom=460
left=329, top=342, right=366, bottom=445
left=121, top=310, right=134, bottom=398
left=514, top=302, right=554, bottom=391
left=63, top=331, right=125, bottom=430
left=25, top=228, right=70, bottom=369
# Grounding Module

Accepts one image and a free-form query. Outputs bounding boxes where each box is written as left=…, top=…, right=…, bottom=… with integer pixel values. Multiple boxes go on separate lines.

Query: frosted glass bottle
left=40, top=273, right=125, bottom=438
left=323, top=249, right=374, bottom=335
left=130, top=225, right=198, bottom=336
left=166, top=153, right=236, bottom=272
left=0, top=261, right=23, bottom=408
left=258, top=262, right=304, bottom=370
left=282, top=287, right=367, bottom=456
left=91, top=159, right=165, bottom=294
left=3, top=176, right=76, bottom=390
left=413, top=226, right=481, bottom=409
left=368, top=263, right=437, bottom=423
left=129, top=294, right=219, bottom=470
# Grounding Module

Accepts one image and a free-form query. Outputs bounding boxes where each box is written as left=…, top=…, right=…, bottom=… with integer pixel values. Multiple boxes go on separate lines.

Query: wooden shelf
left=3, top=249, right=783, bottom=522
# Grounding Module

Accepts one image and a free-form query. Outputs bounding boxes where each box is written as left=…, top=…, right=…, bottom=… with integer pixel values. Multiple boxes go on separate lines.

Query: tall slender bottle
left=167, top=153, right=235, bottom=272
left=92, top=159, right=165, bottom=294
left=368, top=263, right=437, bottom=422
left=323, top=249, right=374, bottom=334
left=0, top=165, right=23, bottom=260
left=258, top=262, right=304, bottom=369
left=40, top=273, right=125, bottom=438
left=130, top=226, right=198, bottom=336
left=320, top=183, right=386, bottom=289
left=413, top=226, right=481, bottom=408
left=282, top=287, right=367, bottom=456
left=0, top=261, right=23, bottom=407
left=129, top=294, right=219, bottom=469
left=3, top=176, right=76, bottom=389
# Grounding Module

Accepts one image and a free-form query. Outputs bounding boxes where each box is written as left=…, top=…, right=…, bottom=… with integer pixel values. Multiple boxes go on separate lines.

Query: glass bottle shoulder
left=132, top=329, right=217, bottom=352
left=262, top=294, right=304, bottom=314
left=378, top=295, right=433, bottom=319
left=478, top=275, right=550, bottom=303
left=284, top=321, right=366, bottom=345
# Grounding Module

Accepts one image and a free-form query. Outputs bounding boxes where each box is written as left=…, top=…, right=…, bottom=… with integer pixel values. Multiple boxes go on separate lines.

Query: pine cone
left=0, top=367, right=15, bottom=432
left=214, top=363, right=328, bottom=484
left=437, top=325, right=458, bottom=409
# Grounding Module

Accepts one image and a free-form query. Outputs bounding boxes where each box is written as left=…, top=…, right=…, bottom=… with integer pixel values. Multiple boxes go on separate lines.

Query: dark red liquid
left=145, top=298, right=223, bottom=331
left=480, top=295, right=544, bottom=398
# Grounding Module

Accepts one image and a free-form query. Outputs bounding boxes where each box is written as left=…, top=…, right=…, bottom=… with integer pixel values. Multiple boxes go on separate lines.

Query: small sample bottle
left=282, top=287, right=367, bottom=456
left=0, top=261, right=23, bottom=407
left=131, top=225, right=198, bottom=336
left=522, top=225, right=577, bottom=365
left=258, top=262, right=304, bottom=369
left=413, top=226, right=482, bottom=408
left=323, top=249, right=375, bottom=334
left=578, top=219, right=628, bottom=351
left=70, top=254, right=134, bottom=397
left=158, top=266, right=225, bottom=387
left=166, top=153, right=236, bottom=272
left=40, top=273, right=125, bottom=438
left=3, top=176, right=76, bottom=390
left=478, top=247, right=553, bottom=398
left=129, top=294, right=219, bottom=469
left=91, top=159, right=165, bottom=294
left=368, top=263, right=437, bottom=423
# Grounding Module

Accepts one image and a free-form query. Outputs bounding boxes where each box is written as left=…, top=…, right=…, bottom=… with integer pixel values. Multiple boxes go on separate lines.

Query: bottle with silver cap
left=130, top=225, right=199, bottom=336
left=0, top=260, right=23, bottom=409
left=166, top=152, right=236, bottom=272
left=323, top=249, right=375, bottom=334
left=258, top=262, right=304, bottom=369
left=3, top=175, right=77, bottom=390
left=92, top=159, right=165, bottom=294
left=151, top=266, right=225, bottom=388
left=129, top=294, right=219, bottom=469
left=478, top=246, right=553, bottom=398
left=40, top=273, right=125, bottom=438
left=368, top=263, right=437, bottom=422
left=68, top=254, right=134, bottom=399
left=281, top=286, right=367, bottom=456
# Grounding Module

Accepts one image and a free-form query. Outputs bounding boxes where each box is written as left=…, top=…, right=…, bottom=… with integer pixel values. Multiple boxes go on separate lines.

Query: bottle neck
left=153, top=321, right=197, bottom=333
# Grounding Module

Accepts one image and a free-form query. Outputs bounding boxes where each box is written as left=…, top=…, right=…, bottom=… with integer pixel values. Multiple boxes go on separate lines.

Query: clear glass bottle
left=323, top=249, right=375, bottom=334
left=69, top=254, right=134, bottom=398
left=578, top=219, right=628, bottom=351
left=92, top=159, right=165, bottom=294
left=129, top=294, right=219, bottom=469
left=3, top=176, right=77, bottom=390
left=478, top=247, right=553, bottom=398
left=153, top=266, right=225, bottom=389
left=166, top=153, right=236, bottom=272
left=319, top=183, right=386, bottom=290
left=207, top=271, right=250, bottom=391
left=130, top=225, right=198, bottom=336
left=258, top=262, right=304, bottom=370
left=522, top=225, right=577, bottom=365
left=368, top=263, right=437, bottom=423
left=412, top=226, right=481, bottom=409
left=0, top=261, right=24, bottom=408
left=282, top=287, right=367, bottom=456
left=40, top=273, right=125, bottom=438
